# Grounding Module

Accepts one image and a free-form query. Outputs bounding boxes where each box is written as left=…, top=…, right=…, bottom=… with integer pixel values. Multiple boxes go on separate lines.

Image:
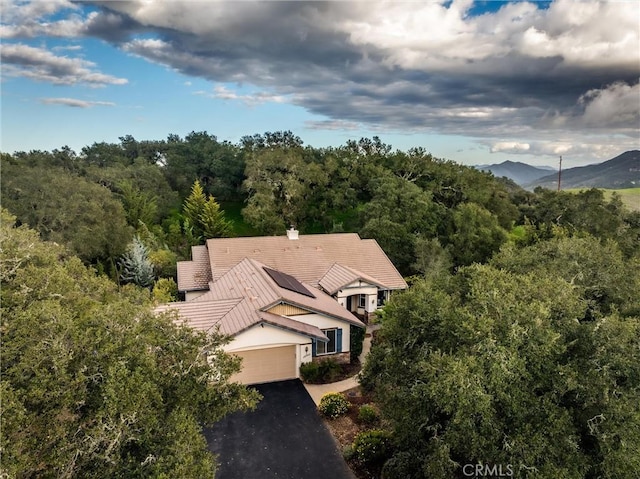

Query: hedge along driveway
left=204, top=379, right=355, bottom=479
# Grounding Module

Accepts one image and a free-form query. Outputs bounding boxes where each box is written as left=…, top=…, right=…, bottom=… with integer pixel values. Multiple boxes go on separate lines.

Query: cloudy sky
left=1, top=0, right=638, bottom=167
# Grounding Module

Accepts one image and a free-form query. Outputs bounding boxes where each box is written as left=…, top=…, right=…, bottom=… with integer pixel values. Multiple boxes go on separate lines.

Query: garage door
left=231, top=345, right=297, bottom=384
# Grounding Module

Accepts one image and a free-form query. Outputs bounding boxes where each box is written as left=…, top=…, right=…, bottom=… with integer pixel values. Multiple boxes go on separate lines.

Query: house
left=159, top=228, right=407, bottom=384
left=179, top=228, right=407, bottom=317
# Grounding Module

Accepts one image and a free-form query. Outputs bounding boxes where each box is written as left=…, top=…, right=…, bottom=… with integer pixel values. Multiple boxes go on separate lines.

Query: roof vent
left=286, top=226, right=299, bottom=240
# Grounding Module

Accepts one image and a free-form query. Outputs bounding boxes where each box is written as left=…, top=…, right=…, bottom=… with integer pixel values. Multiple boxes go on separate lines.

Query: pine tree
left=182, top=180, right=232, bottom=241
left=183, top=180, right=207, bottom=238
left=119, top=236, right=155, bottom=288
left=201, top=196, right=231, bottom=238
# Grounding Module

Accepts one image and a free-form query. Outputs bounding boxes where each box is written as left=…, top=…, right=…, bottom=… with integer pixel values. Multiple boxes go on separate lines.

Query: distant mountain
left=475, top=161, right=556, bottom=186
left=526, top=150, right=640, bottom=190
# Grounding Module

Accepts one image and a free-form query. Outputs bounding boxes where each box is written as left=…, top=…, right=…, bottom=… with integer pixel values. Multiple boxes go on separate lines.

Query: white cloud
left=0, top=0, right=76, bottom=24
left=528, top=0, right=638, bottom=68
left=1, top=0, right=638, bottom=166
left=0, top=0, right=86, bottom=39
left=540, top=80, right=640, bottom=131
left=40, top=97, right=115, bottom=108
left=579, top=82, right=640, bottom=128
left=485, top=136, right=636, bottom=167
left=490, top=142, right=531, bottom=153
left=195, top=85, right=287, bottom=107
left=343, top=0, right=638, bottom=72
left=0, top=43, right=128, bottom=87
left=305, top=119, right=361, bottom=131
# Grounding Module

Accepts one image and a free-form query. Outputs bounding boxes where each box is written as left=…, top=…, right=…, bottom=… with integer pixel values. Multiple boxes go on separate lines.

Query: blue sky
left=1, top=0, right=638, bottom=167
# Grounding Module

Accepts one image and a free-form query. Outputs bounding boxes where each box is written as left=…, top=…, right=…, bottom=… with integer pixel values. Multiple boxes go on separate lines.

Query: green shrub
left=381, top=451, right=423, bottom=479
left=318, top=393, right=350, bottom=418
left=152, top=277, right=178, bottom=303
left=343, top=444, right=355, bottom=461
left=350, top=324, right=365, bottom=362
left=300, top=359, right=341, bottom=383
left=352, top=429, right=393, bottom=466
left=300, top=361, right=321, bottom=382
left=317, top=358, right=341, bottom=382
left=357, top=404, right=380, bottom=425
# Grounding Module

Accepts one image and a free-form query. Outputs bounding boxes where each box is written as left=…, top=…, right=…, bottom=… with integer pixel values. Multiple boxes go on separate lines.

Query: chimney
left=286, top=226, right=299, bottom=240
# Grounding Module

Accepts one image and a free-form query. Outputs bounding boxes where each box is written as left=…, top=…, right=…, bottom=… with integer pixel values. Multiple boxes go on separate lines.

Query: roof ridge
left=190, top=288, right=245, bottom=303
left=317, top=261, right=340, bottom=285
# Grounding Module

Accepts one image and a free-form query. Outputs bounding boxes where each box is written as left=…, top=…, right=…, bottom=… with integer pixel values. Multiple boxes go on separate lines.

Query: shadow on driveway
left=205, top=379, right=354, bottom=479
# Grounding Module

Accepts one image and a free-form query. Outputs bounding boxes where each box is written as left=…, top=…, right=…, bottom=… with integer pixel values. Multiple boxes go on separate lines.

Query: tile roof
left=318, top=263, right=387, bottom=295
left=199, top=233, right=406, bottom=290
left=155, top=297, right=242, bottom=333
left=157, top=257, right=364, bottom=338
left=176, top=245, right=211, bottom=291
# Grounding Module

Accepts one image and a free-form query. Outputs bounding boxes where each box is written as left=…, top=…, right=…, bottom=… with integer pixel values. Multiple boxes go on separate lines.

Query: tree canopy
left=7, top=132, right=636, bottom=277
left=1, top=210, right=260, bottom=478
left=1, top=159, right=132, bottom=266
left=2, top=131, right=640, bottom=479
left=360, top=238, right=640, bottom=479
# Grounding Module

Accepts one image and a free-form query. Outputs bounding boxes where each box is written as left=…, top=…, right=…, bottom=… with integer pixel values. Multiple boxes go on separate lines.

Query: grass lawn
left=220, top=201, right=260, bottom=236
left=221, top=203, right=365, bottom=236
left=605, top=188, right=640, bottom=211
left=565, top=188, right=640, bottom=212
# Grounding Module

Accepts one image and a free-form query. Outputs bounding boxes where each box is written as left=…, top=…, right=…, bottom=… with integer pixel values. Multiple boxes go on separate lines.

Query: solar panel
left=263, top=267, right=316, bottom=298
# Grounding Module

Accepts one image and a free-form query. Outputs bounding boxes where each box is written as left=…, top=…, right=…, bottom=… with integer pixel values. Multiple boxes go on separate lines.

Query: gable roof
left=186, top=232, right=406, bottom=291
left=196, top=258, right=363, bottom=326
left=319, top=263, right=388, bottom=295
left=157, top=258, right=364, bottom=338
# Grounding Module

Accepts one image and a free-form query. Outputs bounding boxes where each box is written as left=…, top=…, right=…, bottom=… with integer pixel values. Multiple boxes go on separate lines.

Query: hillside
left=563, top=188, right=640, bottom=212
left=527, top=150, right=640, bottom=190
left=476, top=161, right=555, bottom=186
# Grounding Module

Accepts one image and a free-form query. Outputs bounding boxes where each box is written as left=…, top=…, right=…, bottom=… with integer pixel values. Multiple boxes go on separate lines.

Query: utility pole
left=557, top=155, right=563, bottom=191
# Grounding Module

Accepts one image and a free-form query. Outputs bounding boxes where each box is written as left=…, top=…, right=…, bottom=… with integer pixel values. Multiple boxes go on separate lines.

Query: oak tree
left=1, top=210, right=260, bottom=478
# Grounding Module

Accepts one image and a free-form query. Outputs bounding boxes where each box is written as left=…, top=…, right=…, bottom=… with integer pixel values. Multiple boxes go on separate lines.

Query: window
left=358, top=294, right=366, bottom=309
left=377, top=290, right=388, bottom=307
left=316, top=329, right=337, bottom=355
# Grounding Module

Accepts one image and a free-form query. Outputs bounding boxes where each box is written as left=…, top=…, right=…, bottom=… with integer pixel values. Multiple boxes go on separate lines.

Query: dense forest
left=4, top=131, right=638, bottom=282
left=2, top=132, right=639, bottom=478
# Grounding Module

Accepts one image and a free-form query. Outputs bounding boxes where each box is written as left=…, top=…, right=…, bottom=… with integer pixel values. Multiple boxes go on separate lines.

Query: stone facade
left=313, top=351, right=351, bottom=365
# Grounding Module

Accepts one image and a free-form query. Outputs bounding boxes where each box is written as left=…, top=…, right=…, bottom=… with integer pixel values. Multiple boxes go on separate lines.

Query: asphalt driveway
left=204, top=379, right=354, bottom=479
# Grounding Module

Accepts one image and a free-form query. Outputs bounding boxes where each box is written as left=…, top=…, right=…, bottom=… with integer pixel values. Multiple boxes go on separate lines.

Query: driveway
left=204, top=379, right=355, bottom=479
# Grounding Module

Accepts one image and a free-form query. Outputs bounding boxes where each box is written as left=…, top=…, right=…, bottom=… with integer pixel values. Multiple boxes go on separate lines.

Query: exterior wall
left=226, top=323, right=310, bottom=352
left=289, top=313, right=352, bottom=353
left=185, top=290, right=208, bottom=301
left=363, top=293, right=377, bottom=314
left=299, top=343, right=314, bottom=365
left=335, top=283, right=379, bottom=314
